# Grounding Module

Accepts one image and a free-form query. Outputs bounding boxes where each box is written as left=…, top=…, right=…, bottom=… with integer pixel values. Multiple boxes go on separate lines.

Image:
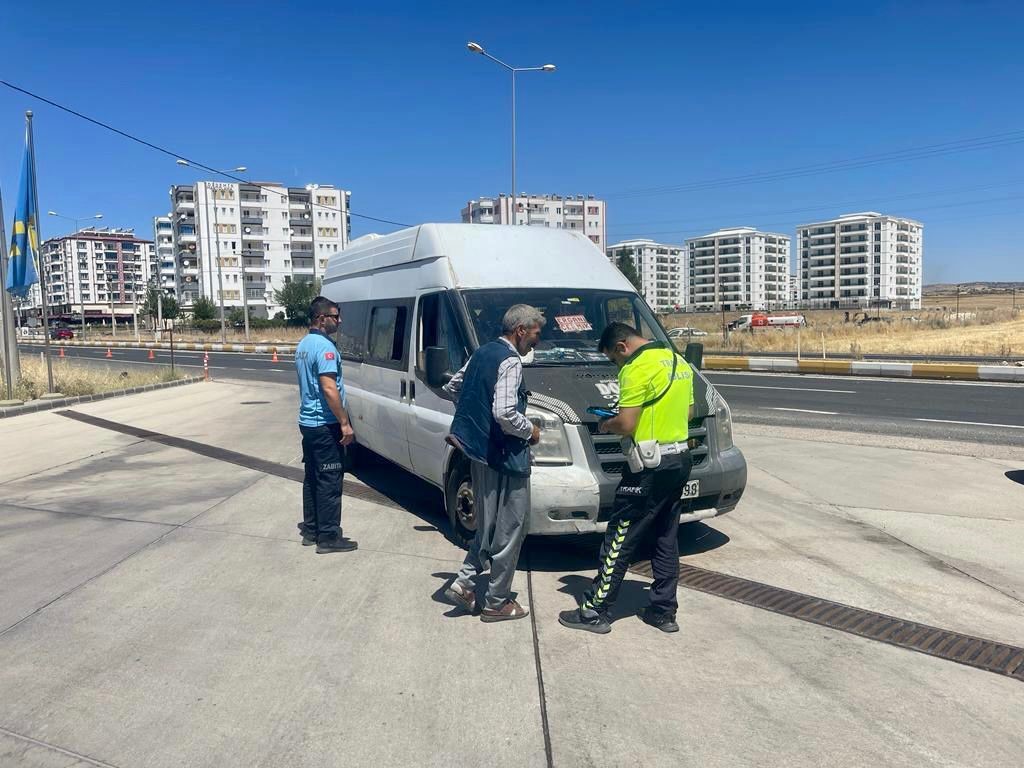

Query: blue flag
left=5, top=125, right=40, bottom=298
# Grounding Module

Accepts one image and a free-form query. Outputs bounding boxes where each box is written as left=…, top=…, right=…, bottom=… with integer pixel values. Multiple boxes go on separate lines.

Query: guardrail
left=703, top=356, right=1024, bottom=383
left=19, top=339, right=296, bottom=354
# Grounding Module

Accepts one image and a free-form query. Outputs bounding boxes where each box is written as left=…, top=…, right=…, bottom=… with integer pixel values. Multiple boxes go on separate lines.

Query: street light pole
left=48, top=211, right=103, bottom=342
left=467, top=42, right=555, bottom=225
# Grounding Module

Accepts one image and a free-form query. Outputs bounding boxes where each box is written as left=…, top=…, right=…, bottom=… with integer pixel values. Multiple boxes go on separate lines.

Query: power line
left=0, top=79, right=411, bottom=228
left=605, top=130, right=1024, bottom=200
left=606, top=180, right=1024, bottom=231
left=609, top=194, right=1024, bottom=239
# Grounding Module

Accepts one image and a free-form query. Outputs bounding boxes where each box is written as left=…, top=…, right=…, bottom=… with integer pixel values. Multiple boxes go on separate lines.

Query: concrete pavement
left=1, top=380, right=1022, bottom=767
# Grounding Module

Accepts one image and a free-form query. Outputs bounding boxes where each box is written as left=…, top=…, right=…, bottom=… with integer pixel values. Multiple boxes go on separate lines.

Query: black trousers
left=583, top=451, right=693, bottom=617
left=300, top=423, right=344, bottom=541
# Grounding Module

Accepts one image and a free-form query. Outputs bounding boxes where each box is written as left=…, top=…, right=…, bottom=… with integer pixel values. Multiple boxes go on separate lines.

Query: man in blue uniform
left=295, top=296, right=357, bottom=554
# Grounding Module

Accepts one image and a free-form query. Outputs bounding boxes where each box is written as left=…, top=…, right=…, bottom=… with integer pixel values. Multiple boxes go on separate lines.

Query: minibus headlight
left=713, top=395, right=734, bottom=452
left=526, top=407, right=572, bottom=465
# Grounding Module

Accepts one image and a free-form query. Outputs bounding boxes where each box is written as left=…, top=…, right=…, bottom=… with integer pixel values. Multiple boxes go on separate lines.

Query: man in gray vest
left=442, top=304, right=544, bottom=622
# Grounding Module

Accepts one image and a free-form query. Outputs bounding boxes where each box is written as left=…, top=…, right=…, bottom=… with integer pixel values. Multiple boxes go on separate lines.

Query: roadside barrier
left=704, top=356, right=1024, bottom=383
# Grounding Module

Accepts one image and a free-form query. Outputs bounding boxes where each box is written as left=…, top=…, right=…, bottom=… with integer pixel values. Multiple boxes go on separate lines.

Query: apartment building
left=686, top=227, right=791, bottom=311
left=606, top=239, right=686, bottom=313
left=37, top=228, right=154, bottom=322
left=153, top=215, right=177, bottom=297
left=170, top=181, right=350, bottom=317
left=797, top=212, right=923, bottom=309
left=461, top=193, right=607, bottom=250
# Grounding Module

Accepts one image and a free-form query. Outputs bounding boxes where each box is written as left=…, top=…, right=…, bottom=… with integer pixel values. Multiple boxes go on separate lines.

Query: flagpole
left=0, top=191, right=21, bottom=400
left=26, top=111, right=54, bottom=393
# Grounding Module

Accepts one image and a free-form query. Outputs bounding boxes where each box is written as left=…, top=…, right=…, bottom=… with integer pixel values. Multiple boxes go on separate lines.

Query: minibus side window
left=416, top=292, right=468, bottom=375
left=337, top=301, right=369, bottom=361
left=367, top=303, right=411, bottom=369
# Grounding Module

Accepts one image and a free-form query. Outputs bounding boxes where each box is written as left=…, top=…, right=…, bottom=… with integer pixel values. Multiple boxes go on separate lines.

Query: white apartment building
left=798, top=212, right=923, bottom=309
left=170, top=182, right=350, bottom=317
left=686, top=227, right=791, bottom=311
left=461, top=194, right=607, bottom=250
left=36, top=228, right=154, bottom=323
left=606, top=239, right=686, bottom=313
left=153, top=215, right=177, bottom=297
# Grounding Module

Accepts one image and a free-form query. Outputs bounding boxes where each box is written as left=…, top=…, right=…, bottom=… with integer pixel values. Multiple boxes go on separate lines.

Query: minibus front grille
left=587, top=419, right=709, bottom=476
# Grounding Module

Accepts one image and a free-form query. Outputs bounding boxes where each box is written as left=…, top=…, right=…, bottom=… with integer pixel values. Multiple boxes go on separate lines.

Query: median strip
left=704, top=355, right=1024, bottom=383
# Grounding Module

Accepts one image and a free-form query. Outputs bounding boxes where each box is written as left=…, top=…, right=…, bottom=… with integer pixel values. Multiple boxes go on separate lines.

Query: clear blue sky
left=2, top=0, right=1021, bottom=283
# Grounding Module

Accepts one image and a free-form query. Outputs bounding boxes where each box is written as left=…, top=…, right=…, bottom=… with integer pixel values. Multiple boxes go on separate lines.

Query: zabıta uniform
left=295, top=329, right=347, bottom=543
left=617, top=341, right=694, bottom=443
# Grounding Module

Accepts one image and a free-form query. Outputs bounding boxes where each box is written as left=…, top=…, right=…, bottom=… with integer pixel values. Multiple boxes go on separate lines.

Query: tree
left=274, top=279, right=322, bottom=325
left=192, top=296, right=217, bottom=321
left=228, top=307, right=245, bottom=326
left=615, top=251, right=642, bottom=291
left=142, top=288, right=179, bottom=321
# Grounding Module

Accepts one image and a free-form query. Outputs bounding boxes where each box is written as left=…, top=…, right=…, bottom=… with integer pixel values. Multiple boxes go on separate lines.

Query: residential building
left=169, top=182, right=350, bottom=317
left=685, top=227, right=791, bottom=311
left=153, top=215, right=177, bottom=297
left=797, top=212, right=923, bottom=309
left=606, top=239, right=686, bottom=313
left=36, top=227, right=154, bottom=323
left=461, top=193, right=607, bottom=250
left=789, top=273, right=799, bottom=305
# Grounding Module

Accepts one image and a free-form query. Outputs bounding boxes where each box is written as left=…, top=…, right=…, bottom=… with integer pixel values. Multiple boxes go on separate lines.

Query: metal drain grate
left=631, top=561, right=1024, bottom=681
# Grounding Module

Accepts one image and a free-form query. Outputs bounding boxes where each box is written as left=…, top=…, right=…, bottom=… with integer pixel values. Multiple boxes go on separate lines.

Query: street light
left=47, top=211, right=103, bottom=341
left=466, top=41, right=555, bottom=225
left=175, top=160, right=248, bottom=343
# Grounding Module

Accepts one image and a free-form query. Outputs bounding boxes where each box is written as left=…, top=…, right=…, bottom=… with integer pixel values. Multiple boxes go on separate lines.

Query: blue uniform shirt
left=295, top=329, right=346, bottom=427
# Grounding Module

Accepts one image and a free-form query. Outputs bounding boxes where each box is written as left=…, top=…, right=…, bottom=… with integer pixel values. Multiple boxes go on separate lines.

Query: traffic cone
left=105, top=348, right=113, bottom=358
left=59, top=346, right=65, bottom=358
left=272, top=348, right=279, bottom=363
left=148, top=348, right=155, bottom=360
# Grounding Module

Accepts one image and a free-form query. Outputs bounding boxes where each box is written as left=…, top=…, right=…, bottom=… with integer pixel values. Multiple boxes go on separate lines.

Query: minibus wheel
left=445, top=461, right=476, bottom=548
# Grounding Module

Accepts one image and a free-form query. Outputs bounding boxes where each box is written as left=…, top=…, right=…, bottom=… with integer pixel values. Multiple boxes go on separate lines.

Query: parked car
left=667, top=327, right=708, bottom=338
left=50, top=327, right=74, bottom=340
left=323, top=223, right=747, bottom=547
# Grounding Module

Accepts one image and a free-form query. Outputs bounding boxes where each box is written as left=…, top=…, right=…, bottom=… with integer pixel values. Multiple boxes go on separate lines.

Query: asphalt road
left=19, top=342, right=1024, bottom=447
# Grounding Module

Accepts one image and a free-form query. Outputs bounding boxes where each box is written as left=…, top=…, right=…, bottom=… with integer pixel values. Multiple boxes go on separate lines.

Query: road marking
left=914, top=418, right=1024, bottom=430
left=716, top=383, right=856, bottom=394
left=768, top=407, right=839, bottom=415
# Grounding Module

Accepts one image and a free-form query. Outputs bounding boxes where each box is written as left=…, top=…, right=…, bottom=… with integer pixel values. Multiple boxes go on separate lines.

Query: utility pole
left=955, top=284, right=960, bottom=317
left=26, top=112, right=55, bottom=393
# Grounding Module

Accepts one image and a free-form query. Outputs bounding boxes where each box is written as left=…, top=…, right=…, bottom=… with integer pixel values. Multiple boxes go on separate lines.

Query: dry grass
left=665, top=307, right=1023, bottom=359
left=1, top=357, right=185, bottom=402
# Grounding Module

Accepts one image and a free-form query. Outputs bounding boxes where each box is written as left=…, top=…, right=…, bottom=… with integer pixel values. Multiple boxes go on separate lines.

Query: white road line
left=716, top=383, right=856, bottom=394
left=914, top=418, right=1024, bottom=430
left=768, top=407, right=839, bottom=415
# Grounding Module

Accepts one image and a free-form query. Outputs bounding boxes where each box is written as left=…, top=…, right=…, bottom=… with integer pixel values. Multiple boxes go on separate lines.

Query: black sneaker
left=316, top=537, right=358, bottom=554
left=300, top=530, right=316, bottom=546
left=558, top=607, right=611, bottom=634
left=640, top=607, right=679, bottom=633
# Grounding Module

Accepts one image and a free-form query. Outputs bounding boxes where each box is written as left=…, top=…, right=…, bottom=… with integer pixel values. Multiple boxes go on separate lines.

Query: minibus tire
left=445, top=459, right=476, bottom=549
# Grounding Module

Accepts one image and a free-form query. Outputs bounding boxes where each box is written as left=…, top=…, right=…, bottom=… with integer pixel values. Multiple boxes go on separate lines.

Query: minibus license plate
left=681, top=480, right=700, bottom=500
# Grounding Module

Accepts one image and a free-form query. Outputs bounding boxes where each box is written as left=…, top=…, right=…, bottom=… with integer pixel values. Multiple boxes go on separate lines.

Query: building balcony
left=241, top=215, right=263, bottom=226
left=290, top=233, right=313, bottom=242
left=178, top=233, right=197, bottom=243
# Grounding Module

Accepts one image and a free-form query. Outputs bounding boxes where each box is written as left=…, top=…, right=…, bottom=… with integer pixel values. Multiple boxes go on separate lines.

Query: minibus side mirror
left=425, top=347, right=452, bottom=387
left=683, top=342, right=703, bottom=370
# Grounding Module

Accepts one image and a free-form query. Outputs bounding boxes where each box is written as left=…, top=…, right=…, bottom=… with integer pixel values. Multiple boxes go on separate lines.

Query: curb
left=0, top=376, right=206, bottom=419
left=703, top=356, right=1024, bottom=383
left=20, top=340, right=296, bottom=354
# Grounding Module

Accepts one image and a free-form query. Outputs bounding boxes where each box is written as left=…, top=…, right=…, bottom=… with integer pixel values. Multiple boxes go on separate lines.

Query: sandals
left=480, top=599, right=530, bottom=623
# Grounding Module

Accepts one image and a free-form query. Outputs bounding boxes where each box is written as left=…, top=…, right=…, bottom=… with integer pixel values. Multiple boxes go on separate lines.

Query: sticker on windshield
left=554, top=314, right=593, bottom=333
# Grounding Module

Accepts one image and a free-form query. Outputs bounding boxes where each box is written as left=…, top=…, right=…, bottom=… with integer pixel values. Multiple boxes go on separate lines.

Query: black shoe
left=640, top=607, right=679, bottom=633
left=300, top=529, right=316, bottom=546
left=558, top=607, right=611, bottom=634
left=316, top=537, right=358, bottom=554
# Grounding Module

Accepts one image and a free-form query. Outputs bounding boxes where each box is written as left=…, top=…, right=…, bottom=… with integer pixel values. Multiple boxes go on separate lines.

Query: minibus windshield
left=460, top=288, right=670, bottom=364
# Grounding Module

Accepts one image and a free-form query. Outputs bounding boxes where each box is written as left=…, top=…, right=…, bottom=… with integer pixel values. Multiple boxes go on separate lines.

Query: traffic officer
left=559, top=321, right=694, bottom=634
left=295, top=296, right=357, bottom=554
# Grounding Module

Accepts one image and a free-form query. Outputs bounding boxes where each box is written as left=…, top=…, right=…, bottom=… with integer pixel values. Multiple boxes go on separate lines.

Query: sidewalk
left=1, top=381, right=1022, bottom=767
